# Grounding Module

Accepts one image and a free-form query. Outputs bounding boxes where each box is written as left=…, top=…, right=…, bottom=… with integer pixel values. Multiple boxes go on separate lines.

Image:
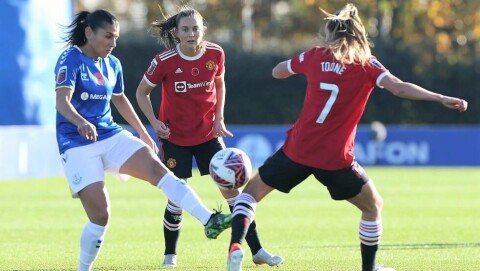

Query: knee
left=374, top=195, right=384, bottom=213
left=365, top=194, right=383, bottom=218
left=242, top=174, right=267, bottom=203
left=144, top=161, right=168, bottom=185
left=91, top=208, right=110, bottom=226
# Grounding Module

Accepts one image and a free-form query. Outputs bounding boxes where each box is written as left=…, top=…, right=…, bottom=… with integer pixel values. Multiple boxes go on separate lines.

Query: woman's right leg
left=119, top=146, right=231, bottom=239
left=347, top=181, right=384, bottom=271
left=77, top=182, right=110, bottom=271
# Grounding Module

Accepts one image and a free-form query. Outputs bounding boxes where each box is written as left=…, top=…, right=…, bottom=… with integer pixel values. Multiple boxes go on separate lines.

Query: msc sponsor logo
left=80, top=92, right=111, bottom=100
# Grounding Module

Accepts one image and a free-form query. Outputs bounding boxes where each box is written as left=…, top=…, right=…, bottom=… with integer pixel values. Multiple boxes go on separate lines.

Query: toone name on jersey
left=321, top=62, right=346, bottom=75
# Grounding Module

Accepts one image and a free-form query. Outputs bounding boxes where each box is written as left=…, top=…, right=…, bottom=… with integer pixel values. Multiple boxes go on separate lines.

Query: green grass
left=1, top=167, right=479, bottom=270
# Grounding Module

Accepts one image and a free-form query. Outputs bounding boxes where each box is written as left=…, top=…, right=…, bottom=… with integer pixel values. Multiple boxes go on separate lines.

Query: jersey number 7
left=316, top=82, right=339, bottom=124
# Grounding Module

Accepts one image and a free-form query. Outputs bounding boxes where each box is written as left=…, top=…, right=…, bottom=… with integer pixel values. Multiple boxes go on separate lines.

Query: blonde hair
left=320, top=3, right=372, bottom=65
left=150, top=5, right=206, bottom=49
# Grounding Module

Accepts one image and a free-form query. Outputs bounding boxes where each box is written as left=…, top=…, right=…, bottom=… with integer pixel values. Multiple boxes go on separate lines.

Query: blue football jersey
left=54, top=46, right=123, bottom=153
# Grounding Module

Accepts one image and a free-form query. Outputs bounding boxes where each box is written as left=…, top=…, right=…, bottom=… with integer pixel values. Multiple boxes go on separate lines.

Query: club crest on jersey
left=56, top=66, right=67, bottom=84
left=192, top=67, right=200, bottom=76
left=147, top=59, right=157, bottom=75
left=72, top=173, right=82, bottom=185
left=369, top=59, right=385, bottom=70
left=166, top=158, right=176, bottom=169
left=206, top=60, right=216, bottom=71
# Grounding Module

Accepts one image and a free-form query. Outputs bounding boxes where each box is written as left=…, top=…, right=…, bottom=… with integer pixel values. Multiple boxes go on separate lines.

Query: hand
left=77, top=122, right=98, bottom=141
left=153, top=119, right=170, bottom=139
left=213, top=119, right=234, bottom=138
left=441, top=96, right=468, bottom=112
left=139, top=132, right=159, bottom=154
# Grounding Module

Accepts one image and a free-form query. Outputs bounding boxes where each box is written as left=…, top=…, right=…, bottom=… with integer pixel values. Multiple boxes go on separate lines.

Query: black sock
left=361, top=243, right=378, bottom=271
left=163, top=202, right=182, bottom=255
left=230, top=213, right=250, bottom=247
left=228, top=204, right=261, bottom=254
left=244, top=220, right=261, bottom=255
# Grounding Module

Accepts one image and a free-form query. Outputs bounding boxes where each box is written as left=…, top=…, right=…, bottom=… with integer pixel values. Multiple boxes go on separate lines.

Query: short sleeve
left=366, top=57, right=390, bottom=88
left=216, top=47, right=225, bottom=78
left=289, top=48, right=316, bottom=75
left=54, top=49, right=79, bottom=91
left=143, top=56, right=162, bottom=87
left=113, top=59, right=124, bottom=94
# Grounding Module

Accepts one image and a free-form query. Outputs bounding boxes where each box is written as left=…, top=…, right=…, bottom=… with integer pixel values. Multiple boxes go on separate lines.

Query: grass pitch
left=0, top=167, right=479, bottom=270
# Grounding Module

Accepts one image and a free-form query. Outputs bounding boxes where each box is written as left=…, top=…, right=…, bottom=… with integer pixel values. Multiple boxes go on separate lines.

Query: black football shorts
left=259, top=149, right=370, bottom=200
left=160, top=138, right=225, bottom=179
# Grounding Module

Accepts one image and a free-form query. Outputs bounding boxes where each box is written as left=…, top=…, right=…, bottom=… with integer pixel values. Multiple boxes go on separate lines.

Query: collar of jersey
left=176, top=44, right=204, bottom=61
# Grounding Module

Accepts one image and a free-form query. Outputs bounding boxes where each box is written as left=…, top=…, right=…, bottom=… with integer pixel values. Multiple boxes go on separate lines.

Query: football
left=209, top=148, right=253, bottom=190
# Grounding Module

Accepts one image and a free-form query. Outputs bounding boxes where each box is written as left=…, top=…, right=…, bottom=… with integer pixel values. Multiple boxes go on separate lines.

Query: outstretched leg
left=227, top=174, right=276, bottom=271
left=119, top=146, right=231, bottom=238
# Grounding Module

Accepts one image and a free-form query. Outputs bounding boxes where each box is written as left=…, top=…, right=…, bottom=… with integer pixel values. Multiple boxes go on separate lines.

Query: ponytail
left=63, top=11, right=89, bottom=47
left=62, top=9, right=117, bottom=47
left=150, top=6, right=205, bottom=49
left=320, top=3, right=372, bottom=65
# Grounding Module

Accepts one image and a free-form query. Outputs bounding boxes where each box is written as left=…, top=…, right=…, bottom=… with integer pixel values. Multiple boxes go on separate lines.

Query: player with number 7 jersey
left=283, top=47, right=388, bottom=170
left=226, top=3, right=467, bottom=271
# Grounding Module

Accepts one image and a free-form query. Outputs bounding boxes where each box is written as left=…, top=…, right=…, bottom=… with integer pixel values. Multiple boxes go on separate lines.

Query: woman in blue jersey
left=55, top=9, right=231, bottom=271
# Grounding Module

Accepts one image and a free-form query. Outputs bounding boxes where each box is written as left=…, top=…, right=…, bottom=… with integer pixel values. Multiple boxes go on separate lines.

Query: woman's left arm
left=214, top=76, right=233, bottom=137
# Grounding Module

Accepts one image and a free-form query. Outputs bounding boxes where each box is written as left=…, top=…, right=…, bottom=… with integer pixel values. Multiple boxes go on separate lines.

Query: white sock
left=78, top=222, right=108, bottom=271
left=233, top=193, right=257, bottom=222
left=359, top=219, right=382, bottom=245
left=157, top=172, right=212, bottom=225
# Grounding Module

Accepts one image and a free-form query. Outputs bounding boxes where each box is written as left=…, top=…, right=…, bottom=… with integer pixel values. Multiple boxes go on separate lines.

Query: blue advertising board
left=219, top=125, right=480, bottom=167
left=0, top=0, right=73, bottom=125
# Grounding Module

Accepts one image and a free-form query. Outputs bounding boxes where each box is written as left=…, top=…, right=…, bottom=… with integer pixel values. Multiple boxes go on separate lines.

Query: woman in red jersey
left=136, top=6, right=282, bottom=268
left=226, top=3, right=468, bottom=271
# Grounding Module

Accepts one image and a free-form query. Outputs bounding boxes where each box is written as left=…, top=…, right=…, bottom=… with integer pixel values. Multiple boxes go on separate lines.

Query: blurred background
left=0, top=0, right=478, bottom=179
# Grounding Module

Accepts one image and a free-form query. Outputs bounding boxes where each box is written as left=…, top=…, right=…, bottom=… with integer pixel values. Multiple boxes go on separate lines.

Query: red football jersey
left=282, top=46, right=389, bottom=170
left=143, top=42, right=225, bottom=146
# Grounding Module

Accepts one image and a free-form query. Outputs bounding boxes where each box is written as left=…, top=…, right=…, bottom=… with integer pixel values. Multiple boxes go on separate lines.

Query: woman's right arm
left=272, top=60, right=294, bottom=79
left=56, top=87, right=98, bottom=141
left=136, top=79, right=170, bottom=139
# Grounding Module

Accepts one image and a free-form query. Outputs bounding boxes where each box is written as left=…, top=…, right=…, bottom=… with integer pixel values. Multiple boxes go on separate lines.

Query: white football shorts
left=60, top=130, right=147, bottom=198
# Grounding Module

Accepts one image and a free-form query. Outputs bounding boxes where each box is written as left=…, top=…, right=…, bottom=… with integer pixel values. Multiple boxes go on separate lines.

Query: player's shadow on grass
left=381, top=242, right=480, bottom=250
left=310, top=242, right=480, bottom=250
left=9, top=266, right=230, bottom=270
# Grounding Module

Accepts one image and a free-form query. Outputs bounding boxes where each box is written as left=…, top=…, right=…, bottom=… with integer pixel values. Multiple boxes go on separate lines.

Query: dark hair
left=62, top=9, right=117, bottom=47
left=151, top=6, right=205, bottom=49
